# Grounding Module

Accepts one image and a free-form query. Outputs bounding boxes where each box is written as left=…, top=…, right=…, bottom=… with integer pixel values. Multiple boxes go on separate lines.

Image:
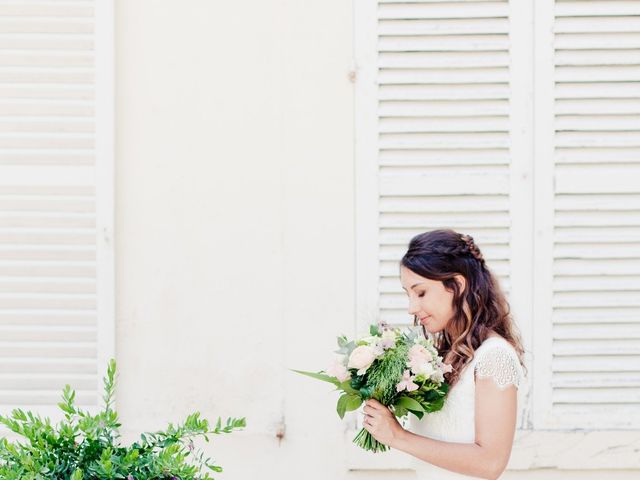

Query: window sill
left=345, top=428, right=640, bottom=471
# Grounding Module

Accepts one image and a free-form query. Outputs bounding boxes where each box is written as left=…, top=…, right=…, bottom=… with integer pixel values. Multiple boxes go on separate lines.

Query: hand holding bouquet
left=293, top=322, right=452, bottom=453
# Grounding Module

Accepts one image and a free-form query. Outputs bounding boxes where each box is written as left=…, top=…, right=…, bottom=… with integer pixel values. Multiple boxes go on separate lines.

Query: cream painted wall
left=114, top=1, right=637, bottom=479
left=116, top=0, right=356, bottom=478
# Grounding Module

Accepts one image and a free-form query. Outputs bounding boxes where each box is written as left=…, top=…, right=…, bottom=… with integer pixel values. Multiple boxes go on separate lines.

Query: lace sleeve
left=474, top=345, right=522, bottom=390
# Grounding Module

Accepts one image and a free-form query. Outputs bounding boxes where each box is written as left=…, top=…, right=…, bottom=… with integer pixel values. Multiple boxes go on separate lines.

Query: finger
left=362, top=411, right=375, bottom=422
left=363, top=406, right=377, bottom=416
left=364, top=411, right=380, bottom=418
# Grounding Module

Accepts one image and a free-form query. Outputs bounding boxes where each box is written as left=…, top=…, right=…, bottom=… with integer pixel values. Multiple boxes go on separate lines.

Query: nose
left=407, top=296, right=420, bottom=316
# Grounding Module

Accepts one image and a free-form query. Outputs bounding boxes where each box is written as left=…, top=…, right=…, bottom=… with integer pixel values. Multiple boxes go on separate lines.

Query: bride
left=362, top=229, right=526, bottom=480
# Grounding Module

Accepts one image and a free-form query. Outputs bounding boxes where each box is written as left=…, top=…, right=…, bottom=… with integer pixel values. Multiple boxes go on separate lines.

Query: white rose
left=347, top=345, right=377, bottom=375
left=430, top=369, right=444, bottom=384
left=413, top=361, right=435, bottom=378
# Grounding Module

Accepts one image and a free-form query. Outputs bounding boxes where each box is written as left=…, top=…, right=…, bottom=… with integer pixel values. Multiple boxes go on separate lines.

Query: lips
left=419, top=316, right=431, bottom=322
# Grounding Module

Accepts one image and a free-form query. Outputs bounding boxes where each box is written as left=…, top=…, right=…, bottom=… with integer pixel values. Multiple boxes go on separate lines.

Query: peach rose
left=347, top=345, right=377, bottom=375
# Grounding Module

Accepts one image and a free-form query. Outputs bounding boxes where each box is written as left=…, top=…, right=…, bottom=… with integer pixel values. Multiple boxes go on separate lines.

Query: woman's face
left=399, top=265, right=465, bottom=334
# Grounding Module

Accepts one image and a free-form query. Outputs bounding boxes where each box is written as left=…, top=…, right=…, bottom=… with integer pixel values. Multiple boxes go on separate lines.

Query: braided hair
left=400, top=228, right=525, bottom=386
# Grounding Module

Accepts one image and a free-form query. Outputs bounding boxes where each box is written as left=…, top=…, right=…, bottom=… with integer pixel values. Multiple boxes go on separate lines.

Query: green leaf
left=394, top=396, right=425, bottom=413
left=358, top=386, right=373, bottom=399
left=338, top=379, right=359, bottom=396
left=344, top=395, right=363, bottom=412
left=369, top=324, right=380, bottom=336
left=337, top=394, right=349, bottom=419
left=412, top=410, right=425, bottom=420
left=392, top=405, right=408, bottom=418
left=290, top=369, right=340, bottom=387
left=337, top=394, right=362, bottom=419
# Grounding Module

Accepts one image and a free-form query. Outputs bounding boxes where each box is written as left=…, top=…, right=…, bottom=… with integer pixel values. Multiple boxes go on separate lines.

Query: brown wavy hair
left=400, top=228, right=526, bottom=387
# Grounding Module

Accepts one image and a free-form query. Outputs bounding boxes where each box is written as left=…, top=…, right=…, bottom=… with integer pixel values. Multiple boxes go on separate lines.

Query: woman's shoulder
left=473, top=334, right=523, bottom=389
left=474, top=333, right=518, bottom=359
left=476, top=333, right=519, bottom=353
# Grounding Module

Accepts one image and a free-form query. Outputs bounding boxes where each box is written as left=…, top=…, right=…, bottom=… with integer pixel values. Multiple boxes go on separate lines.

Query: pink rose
left=347, top=345, right=377, bottom=375
left=396, top=370, right=419, bottom=392
left=408, top=344, right=433, bottom=363
left=326, top=357, right=351, bottom=382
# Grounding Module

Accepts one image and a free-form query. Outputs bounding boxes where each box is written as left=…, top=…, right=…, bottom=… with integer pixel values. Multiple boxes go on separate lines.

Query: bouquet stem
left=353, top=427, right=388, bottom=453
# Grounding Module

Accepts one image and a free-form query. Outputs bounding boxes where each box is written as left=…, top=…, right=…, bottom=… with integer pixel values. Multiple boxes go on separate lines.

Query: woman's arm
left=363, top=376, right=518, bottom=480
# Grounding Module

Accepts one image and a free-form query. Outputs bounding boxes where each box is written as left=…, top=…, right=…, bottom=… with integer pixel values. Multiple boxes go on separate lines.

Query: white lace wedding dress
left=408, top=335, right=524, bottom=479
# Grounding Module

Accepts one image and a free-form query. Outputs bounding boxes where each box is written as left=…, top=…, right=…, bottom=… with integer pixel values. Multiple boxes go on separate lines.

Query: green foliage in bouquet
left=0, top=360, right=246, bottom=480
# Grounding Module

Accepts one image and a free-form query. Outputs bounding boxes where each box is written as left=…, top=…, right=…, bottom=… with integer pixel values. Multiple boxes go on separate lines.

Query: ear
left=454, top=274, right=466, bottom=295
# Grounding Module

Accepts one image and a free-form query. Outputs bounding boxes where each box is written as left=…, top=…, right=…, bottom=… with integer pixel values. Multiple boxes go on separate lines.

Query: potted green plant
left=0, top=359, right=245, bottom=479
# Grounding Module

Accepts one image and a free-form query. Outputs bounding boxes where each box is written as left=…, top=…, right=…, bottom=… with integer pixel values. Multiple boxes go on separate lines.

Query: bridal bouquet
left=293, top=322, right=451, bottom=453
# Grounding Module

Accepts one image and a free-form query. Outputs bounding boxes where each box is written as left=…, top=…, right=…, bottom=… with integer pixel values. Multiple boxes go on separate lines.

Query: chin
left=422, top=323, right=441, bottom=334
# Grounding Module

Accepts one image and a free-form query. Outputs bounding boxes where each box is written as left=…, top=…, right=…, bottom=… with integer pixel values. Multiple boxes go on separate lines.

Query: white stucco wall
left=114, top=1, right=637, bottom=479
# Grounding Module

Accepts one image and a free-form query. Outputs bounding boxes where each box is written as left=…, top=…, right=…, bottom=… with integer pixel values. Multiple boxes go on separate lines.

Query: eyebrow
left=401, top=282, right=424, bottom=291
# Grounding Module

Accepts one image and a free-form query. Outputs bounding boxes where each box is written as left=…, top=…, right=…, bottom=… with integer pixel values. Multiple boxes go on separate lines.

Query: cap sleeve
left=474, top=343, right=523, bottom=390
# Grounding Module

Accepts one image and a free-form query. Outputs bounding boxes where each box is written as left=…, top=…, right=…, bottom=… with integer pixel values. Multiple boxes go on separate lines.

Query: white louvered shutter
left=351, top=0, right=532, bottom=468
left=541, top=0, right=640, bottom=430
left=374, top=0, right=514, bottom=328
left=0, top=1, right=114, bottom=418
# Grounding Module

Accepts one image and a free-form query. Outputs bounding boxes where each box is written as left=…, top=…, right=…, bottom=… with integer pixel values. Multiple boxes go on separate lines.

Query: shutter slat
left=556, top=16, right=640, bottom=34
left=556, top=1, right=640, bottom=17
left=379, top=116, right=509, bottom=133
left=553, top=388, right=640, bottom=404
left=379, top=35, right=508, bottom=52
left=554, top=324, right=640, bottom=340
left=378, top=2, right=509, bottom=20
left=554, top=275, right=640, bottom=292
left=555, top=49, right=640, bottom=66
left=379, top=132, right=509, bottom=149
left=379, top=51, right=508, bottom=68
left=380, top=83, right=509, bottom=100
left=556, top=82, right=640, bottom=99
left=379, top=18, right=509, bottom=36
left=556, top=99, right=640, bottom=115
left=379, top=67, right=508, bottom=84
left=555, top=32, right=640, bottom=49
left=380, top=149, right=510, bottom=166
left=380, top=99, right=509, bottom=117
left=553, top=371, right=640, bottom=388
